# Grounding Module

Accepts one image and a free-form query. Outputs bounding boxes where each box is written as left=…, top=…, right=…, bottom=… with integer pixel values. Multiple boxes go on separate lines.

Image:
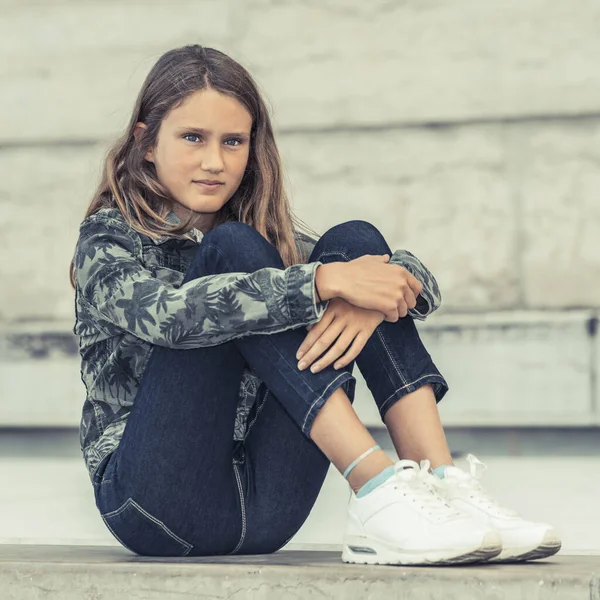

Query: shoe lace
left=390, top=459, right=462, bottom=521
left=454, top=454, right=518, bottom=517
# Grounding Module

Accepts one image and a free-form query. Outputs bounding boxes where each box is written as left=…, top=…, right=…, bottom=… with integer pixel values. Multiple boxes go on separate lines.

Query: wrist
left=315, top=282, right=324, bottom=303
left=315, top=262, right=342, bottom=302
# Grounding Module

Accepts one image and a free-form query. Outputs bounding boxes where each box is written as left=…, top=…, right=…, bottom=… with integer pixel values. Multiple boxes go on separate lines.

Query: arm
left=74, top=215, right=329, bottom=349
left=388, top=249, right=442, bottom=320
left=294, top=230, right=441, bottom=319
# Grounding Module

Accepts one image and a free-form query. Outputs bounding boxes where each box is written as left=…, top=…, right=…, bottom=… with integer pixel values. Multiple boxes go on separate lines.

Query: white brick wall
left=238, top=0, right=600, bottom=128
left=5, top=1, right=600, bottom=144
left=2, top=1, right=599, bottom=317
left=0, top=1, right=232, bottom=143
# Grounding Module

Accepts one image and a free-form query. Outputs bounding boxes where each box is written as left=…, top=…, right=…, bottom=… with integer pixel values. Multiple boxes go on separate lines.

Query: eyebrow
left=176, top=127, right=250, bottom=138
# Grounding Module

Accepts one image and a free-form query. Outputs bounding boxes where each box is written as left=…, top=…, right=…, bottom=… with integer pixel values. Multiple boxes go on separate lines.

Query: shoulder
left=77, top=207, right=143, bottom=257
left=80, top=207, right=132, bottom=233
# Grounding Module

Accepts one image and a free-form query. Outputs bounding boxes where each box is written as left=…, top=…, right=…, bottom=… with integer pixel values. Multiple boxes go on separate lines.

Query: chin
left=179, top=198, right=223, bottom=213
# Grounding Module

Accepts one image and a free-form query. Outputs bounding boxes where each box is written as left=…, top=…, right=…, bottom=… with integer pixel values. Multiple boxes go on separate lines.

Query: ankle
left=344, top=447, right=395, bottom=493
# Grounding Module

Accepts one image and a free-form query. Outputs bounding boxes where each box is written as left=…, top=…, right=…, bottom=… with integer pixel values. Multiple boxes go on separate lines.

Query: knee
left=202, top=221, right=282, bottom=269
left=319, top=220, right=388, bottom=256
left=203, top=221, right=259, bottom=248
left=332, top=220, right=383, bottom=242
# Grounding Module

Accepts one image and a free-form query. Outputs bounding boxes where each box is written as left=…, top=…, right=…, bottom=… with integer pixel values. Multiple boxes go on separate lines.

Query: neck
left=171, top=204, right=215, bottom=234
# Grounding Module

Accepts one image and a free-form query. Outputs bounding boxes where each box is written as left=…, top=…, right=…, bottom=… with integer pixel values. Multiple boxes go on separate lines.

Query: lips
left=194, top=180, right=224, bottom=185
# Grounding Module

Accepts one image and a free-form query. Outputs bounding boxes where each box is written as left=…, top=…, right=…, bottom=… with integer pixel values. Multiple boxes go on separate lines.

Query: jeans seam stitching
left=379, top=374, right=447, bottom=415
left=244, top=389, right=270, bottom=438
left=301, top=371, right=353, bottom=433
left=376, top=327, right=408, bottom=387
left=101, top=497, right=134, bottom=519
left=102, top=497, right=193, bottom=555
left=313, top=251, right=352, bottom=262
left=229, top=463, right=247, bottom=554
left=128, top=497, right=193, bottom=554
left=101, top=513, right=138, bottom=554
left=261, top=336, right=321, bottom=399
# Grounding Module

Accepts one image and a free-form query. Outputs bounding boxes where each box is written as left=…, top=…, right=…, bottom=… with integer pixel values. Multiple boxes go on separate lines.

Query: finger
left=384, top=307, right=400, bottom=322
left=309, top=328, right=358, bottom=373
left=406, top=273, right=424, bottom=297
left=298, top=320, right=345, bottom=369
left=297, top=313, right=334, bottom=358
left=397, top=298, right=408, bottom=318
left=333, top=332, right=369, bottom=369
left=403, top=288, right=418, bottom=310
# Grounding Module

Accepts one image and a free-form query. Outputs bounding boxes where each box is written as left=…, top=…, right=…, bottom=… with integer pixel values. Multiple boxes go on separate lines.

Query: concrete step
left=1, top=544, right=598, bottom=599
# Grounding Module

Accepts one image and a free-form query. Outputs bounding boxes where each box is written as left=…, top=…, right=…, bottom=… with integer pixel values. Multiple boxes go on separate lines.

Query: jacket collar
left=151, top=210, right=204, bottom=245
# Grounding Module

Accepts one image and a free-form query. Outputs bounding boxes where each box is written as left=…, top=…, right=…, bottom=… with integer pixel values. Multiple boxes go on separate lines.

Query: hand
left=296, top=297, right=385, bottom=374
left=333, top=254, right=424, bottom=322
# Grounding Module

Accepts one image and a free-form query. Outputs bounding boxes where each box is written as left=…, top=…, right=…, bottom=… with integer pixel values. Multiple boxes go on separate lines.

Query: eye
left=183, top=134, right=244, bottom=147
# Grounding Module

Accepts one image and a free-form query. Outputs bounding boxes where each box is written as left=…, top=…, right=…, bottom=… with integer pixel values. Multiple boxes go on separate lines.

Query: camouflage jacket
left=73, top=207, right=442, bottom=484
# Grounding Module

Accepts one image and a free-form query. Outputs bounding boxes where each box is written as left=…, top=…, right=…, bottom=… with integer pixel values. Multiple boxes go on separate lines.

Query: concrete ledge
left=0, top=545, right=598, bottom=599
left=1, top=310, right=598, bottom=427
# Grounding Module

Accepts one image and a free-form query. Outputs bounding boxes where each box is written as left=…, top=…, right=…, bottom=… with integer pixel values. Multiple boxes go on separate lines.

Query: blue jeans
left=93, top=220, right=449, bottom=557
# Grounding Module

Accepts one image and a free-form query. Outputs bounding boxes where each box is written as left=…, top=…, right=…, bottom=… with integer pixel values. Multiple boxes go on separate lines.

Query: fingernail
left=310, top=365, right=319, bottom=373
left=296, top=351, right=304, bottom=360
left=298, top=361, right=306, bottom=370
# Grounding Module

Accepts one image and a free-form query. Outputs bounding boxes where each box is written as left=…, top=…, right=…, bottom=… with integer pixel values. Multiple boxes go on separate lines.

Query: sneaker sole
left=490, top=530, right=562, bottom=563
left=341, top=531, right=502, bottom=566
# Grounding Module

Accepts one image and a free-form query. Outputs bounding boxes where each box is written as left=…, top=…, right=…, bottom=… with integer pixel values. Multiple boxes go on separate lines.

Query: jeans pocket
left=101, top=497, right=193, bottom=557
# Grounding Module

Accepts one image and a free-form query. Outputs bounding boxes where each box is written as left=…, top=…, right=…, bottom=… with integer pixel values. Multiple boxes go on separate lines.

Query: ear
left=134, top=122, right=154, bottom=163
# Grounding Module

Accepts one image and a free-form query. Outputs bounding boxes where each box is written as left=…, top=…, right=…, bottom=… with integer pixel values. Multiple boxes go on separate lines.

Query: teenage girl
left=70, top=44, right=560, bottom=565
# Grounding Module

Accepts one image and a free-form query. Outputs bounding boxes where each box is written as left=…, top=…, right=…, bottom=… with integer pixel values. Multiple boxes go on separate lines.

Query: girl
left=70, top=44, right=560, bottom=565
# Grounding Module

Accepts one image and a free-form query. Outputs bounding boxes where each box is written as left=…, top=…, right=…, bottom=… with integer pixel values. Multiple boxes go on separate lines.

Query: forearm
left=315, top=262, right=343, bottom=302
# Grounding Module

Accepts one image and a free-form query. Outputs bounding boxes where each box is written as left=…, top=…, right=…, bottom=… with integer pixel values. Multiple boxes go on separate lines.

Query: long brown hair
left=69, top=44, right=320, bottom=288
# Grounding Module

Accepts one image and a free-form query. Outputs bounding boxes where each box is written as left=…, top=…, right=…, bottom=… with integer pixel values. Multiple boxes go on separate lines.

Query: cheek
left=233, top=153, right=250, bottom=181
left=158, top=150, right=191, bottom=185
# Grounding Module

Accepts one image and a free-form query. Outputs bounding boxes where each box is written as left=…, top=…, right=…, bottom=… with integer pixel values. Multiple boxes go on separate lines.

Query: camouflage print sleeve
left=74, top=216, right=330, bottom=349
left=388, top=249, right=442, bottom=320
left=293, top=230, right=441, bottom=320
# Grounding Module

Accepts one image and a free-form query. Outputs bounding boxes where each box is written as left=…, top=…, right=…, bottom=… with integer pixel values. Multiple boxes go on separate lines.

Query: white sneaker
left=341, top=459, right=502, bottom=566
left=434, top=454, right=561, bottom=562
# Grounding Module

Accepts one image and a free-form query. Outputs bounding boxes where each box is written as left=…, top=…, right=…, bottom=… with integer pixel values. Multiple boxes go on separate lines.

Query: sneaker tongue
left=444, top=466, right=518, bottom=516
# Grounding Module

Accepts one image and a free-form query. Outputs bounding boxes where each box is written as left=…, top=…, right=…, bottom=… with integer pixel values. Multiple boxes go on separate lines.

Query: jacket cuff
left=388, top=249, right=442, bottom=320
left=285, top=262, right=329, bottom=324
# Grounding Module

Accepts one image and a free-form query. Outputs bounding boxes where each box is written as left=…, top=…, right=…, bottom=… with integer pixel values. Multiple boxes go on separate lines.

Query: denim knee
left=311, top=220, right=390, bottom=262
left=198, top=221, right=283, bottom=272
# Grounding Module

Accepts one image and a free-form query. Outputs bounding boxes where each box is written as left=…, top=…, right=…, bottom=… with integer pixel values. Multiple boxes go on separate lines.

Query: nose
left=200, top=139, right=225, bottom=173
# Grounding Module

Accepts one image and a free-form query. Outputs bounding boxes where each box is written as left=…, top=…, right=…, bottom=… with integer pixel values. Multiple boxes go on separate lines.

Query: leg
left=94, top=220, right=359, bottom=557
left=383, top=383, right=453, bottom=468
left=238, top=218, right=451, bottom=545
left=306, top=223, right=505, bottom=566
left=93, top=333, right=249, bottom=556
left=308, top=386, right=395, bottom=492
left=311, top=223, right=560, bottom=564
left=308, top=220, right=451, bottom=467
left=198, top=223, right=396, bottom=553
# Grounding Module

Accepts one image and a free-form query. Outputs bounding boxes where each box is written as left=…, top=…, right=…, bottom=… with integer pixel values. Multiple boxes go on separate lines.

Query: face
left=135, top=87, right=252, bottom=233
